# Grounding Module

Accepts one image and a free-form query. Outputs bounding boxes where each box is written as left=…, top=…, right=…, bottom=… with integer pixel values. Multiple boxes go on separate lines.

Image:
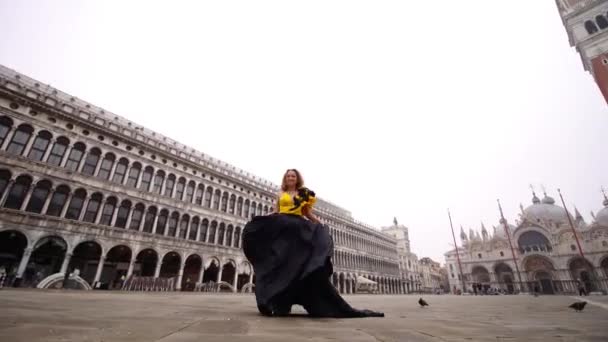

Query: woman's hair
left=281, top=169, right=304, bottom=191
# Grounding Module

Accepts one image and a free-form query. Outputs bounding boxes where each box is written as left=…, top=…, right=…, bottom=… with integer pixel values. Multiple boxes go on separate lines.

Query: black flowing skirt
left=242, top=213, right=384, bottom=318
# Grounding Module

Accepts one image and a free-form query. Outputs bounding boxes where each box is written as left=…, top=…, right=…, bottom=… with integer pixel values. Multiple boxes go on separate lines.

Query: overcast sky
left=1, top=0, right=606, bottom=263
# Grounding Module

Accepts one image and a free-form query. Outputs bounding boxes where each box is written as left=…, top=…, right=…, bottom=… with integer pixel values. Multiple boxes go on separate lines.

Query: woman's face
left=285, top=170, right=298, bottom=188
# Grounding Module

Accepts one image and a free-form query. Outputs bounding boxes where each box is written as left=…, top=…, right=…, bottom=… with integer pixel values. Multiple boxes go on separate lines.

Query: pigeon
left=569, top=301, right=587, bottom=312
left=418, top=298, right=429, bottom=307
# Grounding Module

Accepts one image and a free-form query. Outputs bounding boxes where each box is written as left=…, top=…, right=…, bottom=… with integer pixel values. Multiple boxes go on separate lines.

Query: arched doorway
left=68, top=241, right=102, bottom=286
left=103, top=245, right=132, bottom=289
left=0, top=230, right=27, bottom=286
left=25, top=236, right=67, bottom=287
left=471, top=266, right=491, bottom=294
left=569, top=257, right=598, bottom=293
left=601, top=257, right=608, bottom=278
left=237, top=262, right=252, bottom=291
left=339, top=273, right=345, bottom=294
left=494, top=263, right=515, bottom=294
left=134, top=249, right=158, bottom=277
left=220, top=262, right=236, bottom=292
left=182, top=254, right=202, bottom=291
left=524, top=255, right=555, bottom=294
left=203, top=259, right=219, bottom=283
left=160, top=252, right=181, bottom=278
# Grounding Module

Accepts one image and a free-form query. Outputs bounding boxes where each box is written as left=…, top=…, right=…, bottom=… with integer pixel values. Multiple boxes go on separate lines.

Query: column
left=19, top=186, right=35, bottom=211
left=78, top=196, right=90, bottom=221
left=60, top=253, right=73, bottom=274
left=185, top=220, right=192, bottom=241
left=59, top=145, right=72, bottom=168
left=217, top=265, right=223, bottom=283
left=0, top=179, right=14, bottom=206
left=15, top=247, right=33, bottom=280
left=76, top=150, right=87, bottom=172
left=60, top=193, right=73, bottom=218
left=94, top=201, right=104, bottom=224
left=41, top=139, right=54, bottom=162
left=135, top=170, right=143, bottom=189
left=93, top=254, right=106, bottom=286
left=125, top=208, right=134, bottom=230
left=151, top=213, right=159, bottom=234
left=176, top=266, right=184, bottom=291
left=110, top=205, right=119, bottom=226
left=22, top=132, right=37, bottom=157
left=197, top=265, right=205, bottom=284
left=248, top=272, right=254, bottom=285
left=41, top=188, right=54, bottom=214
left=0, top=129, right=14, bottom=150
left=126, top=258, right=136, bottom=278
left=138, top=211, right=146, bottom=232
left=160, top=177, right=167, bottom=196
left=108, top=161, right=118, bottom=181
left=232, top=268, right=238, bottom=293
left=121, top=166, right=130, bottom=186
left=154, top=259, right=162, bottom=278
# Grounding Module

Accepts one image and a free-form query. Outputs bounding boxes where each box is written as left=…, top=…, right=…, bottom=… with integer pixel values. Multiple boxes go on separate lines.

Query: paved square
left=0, top=290, right=607, bottom=341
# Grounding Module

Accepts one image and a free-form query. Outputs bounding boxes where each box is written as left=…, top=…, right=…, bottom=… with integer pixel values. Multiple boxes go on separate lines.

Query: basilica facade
left=445, top=191, right=608, bottom=295
left=0, top=65, right=404, bottom=294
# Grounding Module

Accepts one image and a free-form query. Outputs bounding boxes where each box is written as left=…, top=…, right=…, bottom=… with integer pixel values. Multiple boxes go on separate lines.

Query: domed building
left=445, top=191, right=608, bottom=295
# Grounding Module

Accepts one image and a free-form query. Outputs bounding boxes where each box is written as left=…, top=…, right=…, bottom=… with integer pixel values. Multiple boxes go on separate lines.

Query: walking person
left=577, top=278, right=587, bottom=296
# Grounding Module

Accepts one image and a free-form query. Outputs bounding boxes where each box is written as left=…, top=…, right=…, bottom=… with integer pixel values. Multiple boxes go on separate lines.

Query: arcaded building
left=0, top=65, right=403, bottom=294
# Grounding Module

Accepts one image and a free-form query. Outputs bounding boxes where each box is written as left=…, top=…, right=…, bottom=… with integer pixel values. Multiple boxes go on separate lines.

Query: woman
left=242, top=169, right=384, bottom=318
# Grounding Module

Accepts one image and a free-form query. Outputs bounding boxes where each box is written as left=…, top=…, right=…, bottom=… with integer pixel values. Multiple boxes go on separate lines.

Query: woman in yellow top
left=242, top=169, right=384, bottom=318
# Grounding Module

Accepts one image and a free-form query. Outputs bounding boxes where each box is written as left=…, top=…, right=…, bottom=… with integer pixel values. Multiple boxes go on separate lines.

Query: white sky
left=1, top=0, right=607, bottom=263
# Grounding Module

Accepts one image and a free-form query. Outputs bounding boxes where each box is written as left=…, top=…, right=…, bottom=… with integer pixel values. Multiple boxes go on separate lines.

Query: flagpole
left=497, top=199, right=524, bottom=293
left=557, top=189, right=585, bottom=259
left=447, top=209, right=466, bottom=293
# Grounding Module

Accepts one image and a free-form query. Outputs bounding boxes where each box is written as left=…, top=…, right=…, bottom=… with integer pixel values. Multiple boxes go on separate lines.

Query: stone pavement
left=0, top=290, right=607, bottom=342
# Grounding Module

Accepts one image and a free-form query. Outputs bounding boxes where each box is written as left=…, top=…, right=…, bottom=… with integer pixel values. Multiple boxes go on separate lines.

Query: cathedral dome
left=523, top=193, right=569, bottom=227
left=595, top=196, right=608, bottom=227
left=493, top=222, right=516, bottom=239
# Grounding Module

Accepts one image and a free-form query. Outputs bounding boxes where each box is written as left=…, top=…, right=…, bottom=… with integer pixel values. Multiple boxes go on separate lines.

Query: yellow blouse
left=278, top=188, right=316, bottom=216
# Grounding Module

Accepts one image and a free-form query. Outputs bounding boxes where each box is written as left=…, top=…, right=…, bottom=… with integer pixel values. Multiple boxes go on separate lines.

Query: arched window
left=208, top=221, right=217, bottom=243
left=217, top=223, right=225, bottom=245
left=586, top=20, right=599, bottom=34
left=263, top=205, right=269, bottom=215
left=234, top=227, right=241, bottom=248
left=83, top=192, right=103, bottom=223
left=179, top=215, right=189, bottom=239
left=185, top=181, right=195, bottom=203
left=3, top=175, right=32, bottom=210
left=47, top=137, right=70, bottom=167
left=195, top=184, right=204, bottom=205
left=200, top=219, right=209, bottom=242
left=113, top=158, right=129, bottom=184
left=27, top=131, right=52, bottom=161
left=258, top=203, right=263, bottom=216
left=143, top=206, right=157, bottom=233
left=0, top=116, right=13, bottom=147
left=140, top=166, right=154, bottom=192
left=175, top=177, right=186, bottom=200
left=156, top=209, right=169, bottom=235
left=129, top=203, right=145, bottom=230
left=251, top=201, right=257, bottom=217
left=221, top=192, right=228, bottom=212
left=81, top=148, right=101, bottom=176
left=65, top=142, right=85, bottom=171
left=46, top=185, right=70, bottom=217
left=97, top=153, right=115, bottom=180
left=153, top=170, right=165, bottom=194
left=189, top=217, right=199, bottom=240
left=126, top=162, right=141, bottom=188
left=115, top=200, right=132, bottom=228
left=25, top=179, right=52, bottom=213
left=204, top=187, right=213, bottom=207
left=164, top=174, right=176, bottom=197
left=167, top=211, right=179, bottom=237
left=65, top=188, right=87, bottom=220
left=229, top=195, right=236, bottom=214
left=237, top=197, right=243, bottom=216
left=244, top=200, right=250, bottom=218
left=597, top=15, right=608, bottom=29
left=226, top=225, right=233, bottom=246
left=0, top=170, right=11, bottom=198
left=6, top=124, right=33, bottom=156
left=213, top=190, right=221, bottom=210
left=98, top=196, right=117, bottom=225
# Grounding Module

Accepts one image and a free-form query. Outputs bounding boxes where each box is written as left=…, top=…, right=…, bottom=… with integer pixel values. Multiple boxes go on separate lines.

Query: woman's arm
left=271, top=194, right=280, bottom=214
left=302, top=205, right=320, bottom=224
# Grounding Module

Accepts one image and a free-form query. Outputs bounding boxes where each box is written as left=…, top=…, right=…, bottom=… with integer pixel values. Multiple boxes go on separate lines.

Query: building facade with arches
left=0, top=65, right=403, bottom=294
left=445, top=190, right=608, bottom=295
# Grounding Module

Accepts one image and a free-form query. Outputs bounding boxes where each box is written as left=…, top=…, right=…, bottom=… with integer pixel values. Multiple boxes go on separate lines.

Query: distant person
left=0, top=265, right=6, bottom=289
left=242, top=169, right=383, bottom=318
left=577, top=278, right=587, bottom=296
